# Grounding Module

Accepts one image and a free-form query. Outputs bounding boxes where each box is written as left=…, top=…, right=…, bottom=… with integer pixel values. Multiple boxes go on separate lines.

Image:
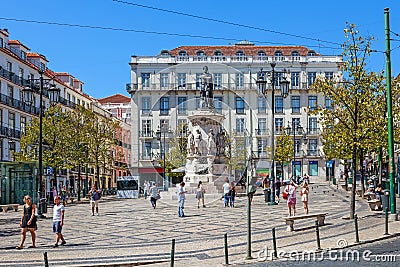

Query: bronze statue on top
left=200, top=66, right=214, bottom=108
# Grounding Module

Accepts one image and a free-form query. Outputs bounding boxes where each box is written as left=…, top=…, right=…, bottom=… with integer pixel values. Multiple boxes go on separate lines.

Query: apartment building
left=127, top=41, right=343, bottom=185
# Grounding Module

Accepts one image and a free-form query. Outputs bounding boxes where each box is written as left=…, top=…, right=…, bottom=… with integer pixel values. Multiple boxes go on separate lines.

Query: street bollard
left=170, top=239, right=175, bottom=267
left=43, top=252, right=49, bottom=267
left=224, top=233, right=229, bottom=265
left=315, top=221, right=321, bottom=250
left=354, top=214, right=360, bottom=243
left=385, top=207, right=389, bottom=235
left=272, top=227, right=277, bottom=259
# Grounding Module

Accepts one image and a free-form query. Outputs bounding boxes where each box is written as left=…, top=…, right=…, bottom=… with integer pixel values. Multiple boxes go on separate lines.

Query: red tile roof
left=98, top=94, right=131, bottom=104
left=8, top=40, right=30, bottom=50
left=169, top=45, right=317, bottom=57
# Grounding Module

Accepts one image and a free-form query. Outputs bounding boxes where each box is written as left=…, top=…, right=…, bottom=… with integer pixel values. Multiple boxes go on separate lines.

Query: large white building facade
left=127, top=42, right=343, bottom=185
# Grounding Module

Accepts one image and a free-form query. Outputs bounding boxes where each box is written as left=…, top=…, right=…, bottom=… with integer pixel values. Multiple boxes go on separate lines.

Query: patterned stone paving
left=0, top=180, right=399, bottom=266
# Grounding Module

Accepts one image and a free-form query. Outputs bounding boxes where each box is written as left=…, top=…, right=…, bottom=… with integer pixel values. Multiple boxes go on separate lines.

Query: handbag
left=282, top=191, right=288, bottom=200
left=155, top=193, right=161, bottom=200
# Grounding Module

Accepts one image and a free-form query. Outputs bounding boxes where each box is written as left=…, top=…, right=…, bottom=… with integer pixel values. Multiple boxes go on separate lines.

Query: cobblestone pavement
left=0, top=179, right=399, bottom=267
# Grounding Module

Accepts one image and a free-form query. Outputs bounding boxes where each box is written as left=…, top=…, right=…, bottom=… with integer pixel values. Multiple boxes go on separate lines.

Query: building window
left=142, top=120, right=152, bottom=137
left=20, top=116, right=26, bottom=134
left=236, top=51, right=245, bottom=60
left=141, top=73, right=151, bottom=88
left=160, top=73, right=168, bottom=88
left=274, top=50, right=283, bottom=60
left=258, top=96, right=266, bottom=113
left=257, top=139, right=268, bottom=157
left=178, top=119, right=187, bottom=129
left=196, top=50, right=206, bottom=60
left=291, top=51, right=300, bottom=59
left=0, top=37, right=3, bottom=48
left=258, top=118, right=267, bottom=135
left=325, top=72, right=333, bottom=80
left=160, top=50, right=170, bottom=57
left=275, top=96, right=283, bottom=113
left=196, top=73, right=202, bottom=89
left=291, top=72, right=300, bottom=87
left=160, top=97, right=169, bottom=115
left=308, top=50, right=316, bottom=56
left=39, top=62, right=45, bottom=72
left=236, top=118, right=245, bottom=134
left=142, top=97, right=151, bottom=115
left=308, top=96, right=317, bottom=110
left=142, top=141, right=152, bottom=160
left=178, top=97, right=187, bottom=114
left=8, top=112, right=15, bottom=130
left=235, top=73, right=244, bottom=89
left=275, top=118, right=284, bottom=134
left=309, top=161, right=318, bottom=176
left=257, top=51, right=267, bottom=60
left=308, top=72, right=316, bottom=86
left=308, top=139, right=318, bottom=156
left=308, top=117, right=318, bottom=134
left=291, top=96, right=300, bottom=113
left=214, top=96, right=223, bottom=114
left=177, top=73, right=186, bottom=88
left=275, top=72, right=283, bottom=87
left=235, top=97, right=245, bottom=114
left=325, top=96, right=333, bottom=110
left=160, top=119, right=169, bottom=132
left=214, top=50, right=223, bottom=61
left=178, top=50, right=188, bottom=60
left=214, top=73, right=222, bottom=89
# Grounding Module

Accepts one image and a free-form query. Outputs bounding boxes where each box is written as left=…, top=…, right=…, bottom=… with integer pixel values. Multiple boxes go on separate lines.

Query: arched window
left=291, top=51, right=300, bottom=61
left=257, top=50, right=266, bottom=60
left=178, top=50, right=188, bottom=61
left=214, top=50, right=223, bottom=61
left=274, top=50, right=283, bottom=61
left=236, top=50, right=245, bottom=60
left=307, top=50, right=316, bottom=56
left=196, top=50, right=206, bottom=61
left=160, top=50, right=170, bottom=57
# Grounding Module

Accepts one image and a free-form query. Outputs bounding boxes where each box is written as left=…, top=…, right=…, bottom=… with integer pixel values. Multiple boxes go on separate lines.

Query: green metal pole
left=354, top=214, right=360, bottom=243
left=170, top=238, right=175, bottom=267
left=224, top=233, right=229, bottom=265
left=43, top=251, right=49, bottom=267
left=315, top=220, right=321, bottom=250
left=384, top=7, right=396, bottom=215
left=385, top=207, right=389, bottom=235
left=272, top=227, right=277, bottom=258
left=246, top=190, right=252, bottom=259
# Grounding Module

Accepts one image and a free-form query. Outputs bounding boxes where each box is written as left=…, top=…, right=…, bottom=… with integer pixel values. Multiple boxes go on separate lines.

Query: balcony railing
left=0, top=93, right=39, bottom=115
left=0, top=126, right=22, bottom=139
left=306, top=128, right=321, bottom=135
left=255, top=129, right=270, bottom=136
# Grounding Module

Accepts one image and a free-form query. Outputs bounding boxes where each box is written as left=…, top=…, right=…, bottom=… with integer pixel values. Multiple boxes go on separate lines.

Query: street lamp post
left=287, top=122, right=303, bottom=180
left=257, top=64, right=289, bottom=205
left=156, top=125, right=170, bottom=191
left=23, top=71, right=60, bottom=217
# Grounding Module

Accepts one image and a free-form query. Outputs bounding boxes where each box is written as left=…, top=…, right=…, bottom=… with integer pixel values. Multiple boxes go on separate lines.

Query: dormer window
left=39, top=62, right=45, bottom=72
left=257, top=51, right=266, bottom=60
left=274, top=51, right=283, bottom=57
left=160, top=50, right=170, bottom=57
left=197, top=50, right=206, bottom=61
left=308, top=50, right=316, bottom=56
left=291, top=51, right=299, bottom=57
left=214, top=51, right=223, bottom=57
left=178, top=50, right=187, bottom=57
left=236, top=50, right=245, bottom=60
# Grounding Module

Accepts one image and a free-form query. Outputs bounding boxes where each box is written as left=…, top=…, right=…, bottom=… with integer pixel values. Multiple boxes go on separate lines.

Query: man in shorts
left=52, top=196, right=66, bottom=248
left=89, top=185, right=101, bottom=216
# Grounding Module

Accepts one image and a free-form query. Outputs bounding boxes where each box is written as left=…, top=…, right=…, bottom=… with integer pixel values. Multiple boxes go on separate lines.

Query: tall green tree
left=274, top=128, right=293, bottom=181
left=311, top=23, right=389, bottom=219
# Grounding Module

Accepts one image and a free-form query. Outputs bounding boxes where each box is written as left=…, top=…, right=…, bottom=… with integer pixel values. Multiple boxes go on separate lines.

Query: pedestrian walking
left=61, top=185, right=68, bottom=206
left=16, top=195, right=37, bottom=249
left=196, top=181, right=206, bottom=208
left=178, top=182, right=187, bottom=217
left=222, top=178, right=230, bottom=207
left=143, top=181, right=150, bottom=199
left=89, top=185, right=101, bottom=216
left=275, top=177, right=281, bottom=203
left=300, top=181, right=309, bottom=214
left=52, top=186, right=57, bottom=202
left=284, top=180, right=299, bottom=217
left=149, top=182, right=160, bottom=209
left=52, top=196, right=66, bottom=248
left=229, top=182, right=236, bottom=207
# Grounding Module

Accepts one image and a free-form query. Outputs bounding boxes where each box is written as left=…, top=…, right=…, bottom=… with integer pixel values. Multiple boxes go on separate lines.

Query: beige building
left=127, top=41, right=343, bottom=186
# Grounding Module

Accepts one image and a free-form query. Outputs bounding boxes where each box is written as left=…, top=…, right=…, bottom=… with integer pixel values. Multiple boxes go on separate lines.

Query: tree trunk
left=350, top=144, right=357, bottom=219
left=77, top=164, right=81, bottom=201
left=360, top=153, right=365, bottom=196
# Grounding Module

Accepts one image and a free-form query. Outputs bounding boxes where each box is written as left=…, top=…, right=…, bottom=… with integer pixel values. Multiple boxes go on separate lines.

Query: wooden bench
left=367, top=199, right=382, bottom=211
left=283, top=213, right=327, bottom=231
left=0, top=204, right=19, bottom=212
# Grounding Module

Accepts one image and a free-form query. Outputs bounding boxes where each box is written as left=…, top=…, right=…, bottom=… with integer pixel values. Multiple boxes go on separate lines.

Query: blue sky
left=1, top=0, right=399, bottom=99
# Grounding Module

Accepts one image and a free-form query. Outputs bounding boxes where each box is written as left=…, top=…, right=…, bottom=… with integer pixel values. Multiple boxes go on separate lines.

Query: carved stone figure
left=207, top=129, right=216, bottom=155
left=194, top=129, right=202, bottom=155
left=187, top=131, right=195, bottom=156
left=200, top=66, right=213, bottom=108
left=216, top=130, right=227, bottom=156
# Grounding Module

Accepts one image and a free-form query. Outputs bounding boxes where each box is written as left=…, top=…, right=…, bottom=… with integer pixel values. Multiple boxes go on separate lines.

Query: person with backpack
left=89, top=185, right=101, bottom=216
left=283, top=180, right=299, bottom=217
